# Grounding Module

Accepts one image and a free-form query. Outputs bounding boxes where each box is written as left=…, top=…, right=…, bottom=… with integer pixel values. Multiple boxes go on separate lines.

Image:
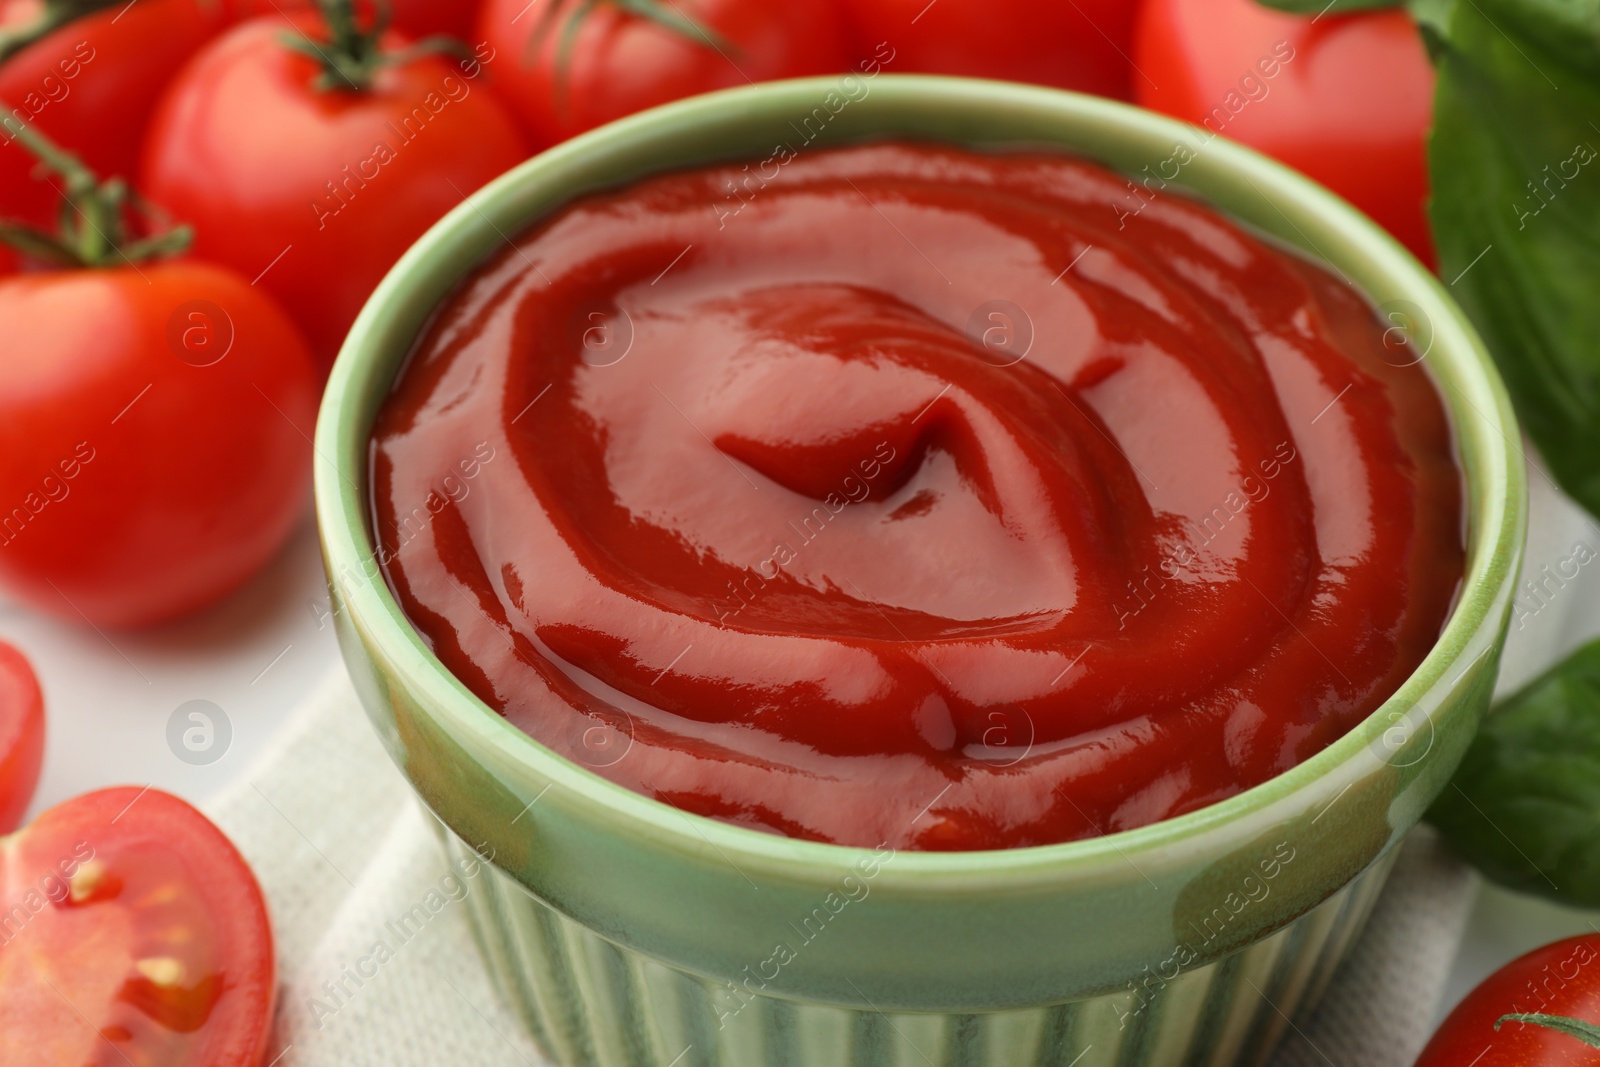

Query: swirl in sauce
left=371, top=143, right=1463, bottom=851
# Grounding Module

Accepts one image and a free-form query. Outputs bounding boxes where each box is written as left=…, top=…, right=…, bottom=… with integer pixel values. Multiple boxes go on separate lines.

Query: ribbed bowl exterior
left=443, top=826, right=1395, bottom=1067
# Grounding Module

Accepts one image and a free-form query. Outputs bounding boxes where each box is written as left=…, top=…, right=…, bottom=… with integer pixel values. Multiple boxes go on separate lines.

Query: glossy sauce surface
left=371, top=143, right=1463, bottom=851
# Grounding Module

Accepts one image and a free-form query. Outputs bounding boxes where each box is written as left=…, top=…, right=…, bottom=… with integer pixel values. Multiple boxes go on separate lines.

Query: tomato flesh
left=0, top=788, right=275, bottom=1067
left=0, top=641, right=43, bottom=835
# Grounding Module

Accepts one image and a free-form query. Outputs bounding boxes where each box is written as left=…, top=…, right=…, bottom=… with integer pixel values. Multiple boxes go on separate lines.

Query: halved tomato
left=0, top=787, right=276, bottom=1066
left=0, top=640, right=44, bottom=834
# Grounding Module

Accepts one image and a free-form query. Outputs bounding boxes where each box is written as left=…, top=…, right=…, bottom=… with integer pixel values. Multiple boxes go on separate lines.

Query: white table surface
left=3, top=464, right=1599, bottom=1029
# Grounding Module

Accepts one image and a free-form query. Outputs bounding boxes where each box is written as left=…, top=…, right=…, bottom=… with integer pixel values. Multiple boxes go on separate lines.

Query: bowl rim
left=315, top=73, right=1526, bottom=883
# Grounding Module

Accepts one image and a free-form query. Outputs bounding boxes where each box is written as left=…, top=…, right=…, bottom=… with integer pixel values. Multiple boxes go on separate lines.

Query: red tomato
left=374, top=0, right=482, bottom=38
left=0, top=787, right=275, bottom=1066
left=477, top=0, right=850, bottom=147
left=141, top=14, right=530, bottom=367
left=1417, top=935, right=1600, bottom=1066
left=0, top=260, right=317, bottom=628
left=1134, top=0, right=1436, bottom=265
left=844, top=0, right=1138, bottom=100
left=0, top=641, right=43, bottom=834
left=227, top=0, right=482, bottom=38
left=0, top=0, right=230, bottom=231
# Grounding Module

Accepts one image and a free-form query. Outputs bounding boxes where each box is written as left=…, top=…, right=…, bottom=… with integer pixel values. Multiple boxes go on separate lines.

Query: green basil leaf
left=1251, top=0, right=1404, bottom=12
left=1428, top=639, right=1600, bottom=907
left=1428, top=0, right=1600, bottom=517
left=1408, top=0, right=1457, bottom=50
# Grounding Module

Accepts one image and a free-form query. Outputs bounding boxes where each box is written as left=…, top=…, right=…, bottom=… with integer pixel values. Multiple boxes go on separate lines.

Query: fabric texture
left=1265, top=826, right=1478, bottom=1067
left=207, top=668, right=543, bottom=1067
left=207, top=666, right=1478, bottom=1067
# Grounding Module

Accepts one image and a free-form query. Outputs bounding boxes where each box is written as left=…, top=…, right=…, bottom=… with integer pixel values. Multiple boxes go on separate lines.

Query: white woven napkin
left=206, top=668, right=544, bottom=1067
left=1266, top=829, right=1476, bottom=1067
left=203, top=665, right=1478, bottom=1067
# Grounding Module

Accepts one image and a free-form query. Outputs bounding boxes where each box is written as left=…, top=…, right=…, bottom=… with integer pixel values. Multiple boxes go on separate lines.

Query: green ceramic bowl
left=315, top=76, right=1525, bottom=1067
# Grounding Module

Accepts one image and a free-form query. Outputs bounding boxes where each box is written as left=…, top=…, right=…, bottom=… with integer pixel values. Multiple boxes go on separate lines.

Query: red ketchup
left=371, top=143, right=1463, bottom=851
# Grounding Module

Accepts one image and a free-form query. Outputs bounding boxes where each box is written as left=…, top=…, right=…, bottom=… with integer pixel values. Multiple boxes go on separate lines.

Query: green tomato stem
left=1496, top=1013, right=1600, bottom=1049
left=0, top=104, right=191, bottom=268
left=1250, top=0, right=1405, bottom=12
left=528, top=0, right=736, bottom=120
left=1, top=111, right=97, bottom=193
left=283, top=0, right=468, bottom=93
left=612, top=0, right=736, bottom=55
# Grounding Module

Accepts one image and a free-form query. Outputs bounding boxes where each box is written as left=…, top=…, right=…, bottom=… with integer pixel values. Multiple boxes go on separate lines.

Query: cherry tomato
left=1417, top=935, right=1600, bottom=1066
left=1134, top=0, right=1436, bottom=265
left=141, top=14, right=530, bottom=367
left=843, top=0, right=1138, bottom=101
left=0, top=787, right=275, bottom=1067
left=0, top=260, right=317, bottom=628
left=0, top=0, right=230, bottom=231
left=227, top=0, right=483, bottom=38
left=0, top=641, right=43, bottom=835
left=477, top=0, right=850, bottom=147
left=377, top=0, right=482, bottom=38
